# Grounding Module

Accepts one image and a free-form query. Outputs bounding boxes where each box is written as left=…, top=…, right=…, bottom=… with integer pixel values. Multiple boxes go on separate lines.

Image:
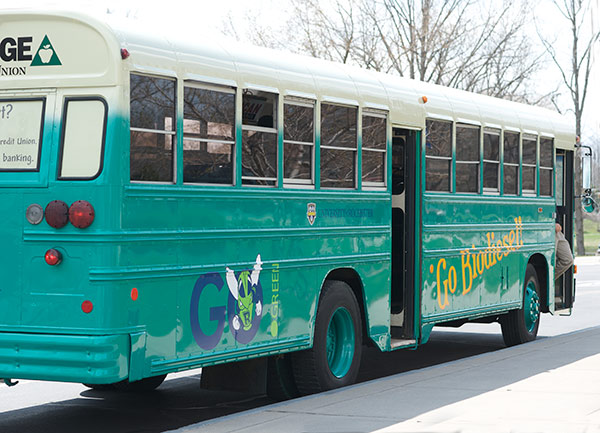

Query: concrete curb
left=170, top=326, right=600, bottom=433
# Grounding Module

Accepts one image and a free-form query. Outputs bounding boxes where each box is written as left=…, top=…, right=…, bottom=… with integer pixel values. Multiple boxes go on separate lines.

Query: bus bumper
left=0, top=332, right=129, bottom=384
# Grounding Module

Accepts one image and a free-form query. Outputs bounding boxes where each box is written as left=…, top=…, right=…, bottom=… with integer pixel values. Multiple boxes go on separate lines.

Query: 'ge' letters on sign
left=0, top=37, right=33, bottom=62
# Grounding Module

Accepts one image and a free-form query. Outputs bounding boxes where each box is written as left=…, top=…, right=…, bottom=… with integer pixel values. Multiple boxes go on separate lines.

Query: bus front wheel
left=291, top=280, right=362, bottom=395
left=501, top=263, right=541, bottom=346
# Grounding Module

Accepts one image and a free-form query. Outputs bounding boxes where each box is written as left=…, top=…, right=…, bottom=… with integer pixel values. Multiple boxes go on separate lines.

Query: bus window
left=483, top=128, right=500, bottom=192
left=183, top=85, right=235, bottom=185
left=556, top=154, right=564, bottom=205
left=540, top=137, right=554, bottom=196
left=362, top=111, right=387, bottom=187
left=455, top=124, right=480, bottom=193
left=522, top=134, right=537, bottom=194
left=130, top=74, right=176, bottom=183
left=320, top=103, right=357, bottom=189
left=392, top=134, right=405, bottom=195
left=425, top=119, right=451, bottom=192
left=59, top=98, right=106, bottom=179
left=283, top=99, right=314, bottom=185
left=0, top=98, right=44, bottom=172
left=242, top=90, right=277, bottom=186
left=503, top=131, right=519, bottom=195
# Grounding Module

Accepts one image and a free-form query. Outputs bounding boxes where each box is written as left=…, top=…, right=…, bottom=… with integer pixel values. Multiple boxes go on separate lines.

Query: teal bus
left=0, top=9, right=586, bottom=397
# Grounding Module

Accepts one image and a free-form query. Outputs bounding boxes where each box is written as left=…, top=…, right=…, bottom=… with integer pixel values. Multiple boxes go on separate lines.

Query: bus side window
left=283, top=99, right=314, bottom=186
left=483, top=128, right=500, bottom=193
left=540, top=137, right=554, bottom=196
left=425, top=119, right=452, bottom=192
left=522, top=134, right=537, bottom=194
left=320, top=103, right=357, bottom=189
left=455, top=124, right=480, bottom=193
left=362, top=111, right=387, bottom=188
left=556, top=154, right=564, bottom=205
left=130, top=74, right=176, bottom=183
left=503, top=131, right=519, bottom=195
left=242, top=90, right=278, bottom=186
left=59, top=98, right=107, bottom=179
left=183, top=85, right=235, bottom=185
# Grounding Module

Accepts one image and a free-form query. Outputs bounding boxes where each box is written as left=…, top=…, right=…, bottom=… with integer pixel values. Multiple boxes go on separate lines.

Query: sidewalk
left=575, top=255, right=600, bottom=265
left=172, top=326, right=600, bottom=433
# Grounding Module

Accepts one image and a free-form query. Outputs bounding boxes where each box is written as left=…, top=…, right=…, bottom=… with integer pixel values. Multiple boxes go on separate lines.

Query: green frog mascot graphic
left=226, top=255, right=263, bottom=337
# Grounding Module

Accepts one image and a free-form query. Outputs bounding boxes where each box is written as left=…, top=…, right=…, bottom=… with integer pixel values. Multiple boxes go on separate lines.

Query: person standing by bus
left=555, top=223, right=574, bottom=279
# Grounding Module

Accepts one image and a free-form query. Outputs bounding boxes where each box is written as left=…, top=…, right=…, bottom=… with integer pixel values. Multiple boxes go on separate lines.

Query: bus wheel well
left=528, top=254, right=549, bottom=313
left=324, top=268, right=371, bottom=347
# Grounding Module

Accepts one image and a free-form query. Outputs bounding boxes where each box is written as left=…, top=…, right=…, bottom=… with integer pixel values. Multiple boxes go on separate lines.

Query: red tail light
left=45, top=201, right=69, bottom=229
left=81, top=300, right=94, bottom=314
left=45, top=249, right=62, bottom=266
left=69, top=201, right=95, bottom=229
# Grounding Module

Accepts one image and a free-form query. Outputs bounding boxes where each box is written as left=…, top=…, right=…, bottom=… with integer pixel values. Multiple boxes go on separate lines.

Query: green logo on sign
left=30, top=35, right=61, bottom=66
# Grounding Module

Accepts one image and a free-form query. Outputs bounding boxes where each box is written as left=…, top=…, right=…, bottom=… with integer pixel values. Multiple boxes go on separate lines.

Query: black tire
left=291, top=280, right=362, bottom=395
left=501, top=263, right=541, bottom=346
left=113, top=374, right=167, bottom=392
left=266, top=354, right=300, bottom=401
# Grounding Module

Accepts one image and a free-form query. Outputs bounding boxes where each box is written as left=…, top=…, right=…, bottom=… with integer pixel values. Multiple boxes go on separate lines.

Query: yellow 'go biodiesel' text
left=430, top=217, right=524, bottom=310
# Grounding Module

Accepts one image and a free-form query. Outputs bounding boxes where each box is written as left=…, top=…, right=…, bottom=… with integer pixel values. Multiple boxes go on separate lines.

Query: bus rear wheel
left=291, top=280, right=362, bottom=395
left=501, top=263, right=541, bottom=346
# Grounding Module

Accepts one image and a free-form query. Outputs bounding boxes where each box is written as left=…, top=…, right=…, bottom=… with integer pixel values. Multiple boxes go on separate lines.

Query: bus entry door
left=391, top=127, right=417, bottom=342
left=554, top=149, right=575, bottom=313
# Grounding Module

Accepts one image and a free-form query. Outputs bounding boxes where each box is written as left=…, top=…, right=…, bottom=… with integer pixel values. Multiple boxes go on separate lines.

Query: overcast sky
left=5, top=0, right=600, bottom=140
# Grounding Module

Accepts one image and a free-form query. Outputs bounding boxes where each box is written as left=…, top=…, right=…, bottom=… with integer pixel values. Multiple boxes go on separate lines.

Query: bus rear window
left=0, top=98, right=45, bottom=172
left=59, top=98, right=107, bottom=180
left=130, top=74, right=176, bottom=183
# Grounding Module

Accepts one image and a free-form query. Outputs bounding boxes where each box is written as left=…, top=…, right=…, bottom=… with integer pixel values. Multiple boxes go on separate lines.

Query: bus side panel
left=420, top=195, right=554, bottom=325
left=119, top=190, right=390, bottom=374
left=354, top=261, right=391, bottom=348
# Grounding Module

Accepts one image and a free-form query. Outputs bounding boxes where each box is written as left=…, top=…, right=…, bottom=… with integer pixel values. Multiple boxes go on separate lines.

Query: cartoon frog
left=226, top=255, right=263, bottom=331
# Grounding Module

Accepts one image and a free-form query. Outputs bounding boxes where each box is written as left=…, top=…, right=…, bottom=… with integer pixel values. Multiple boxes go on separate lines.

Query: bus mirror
left=582, top=193, right=597, bottom=213
left=578, top=144, right=593, bottom=190
left=577, top=143, right=594, bottom=212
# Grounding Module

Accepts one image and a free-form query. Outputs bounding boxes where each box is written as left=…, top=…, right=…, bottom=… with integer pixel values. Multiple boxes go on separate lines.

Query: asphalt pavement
left=172, top=325, right=600, bottom=433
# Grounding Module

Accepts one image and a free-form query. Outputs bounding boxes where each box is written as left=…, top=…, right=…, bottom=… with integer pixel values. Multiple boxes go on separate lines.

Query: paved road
left=0, top=257, right=597, bottom=433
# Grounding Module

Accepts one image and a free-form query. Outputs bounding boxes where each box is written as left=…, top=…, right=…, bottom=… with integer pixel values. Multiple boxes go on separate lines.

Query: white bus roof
left=1, top=8, right=575, bottom=149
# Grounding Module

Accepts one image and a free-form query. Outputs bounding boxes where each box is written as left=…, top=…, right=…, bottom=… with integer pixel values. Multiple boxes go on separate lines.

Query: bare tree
left=223, top=0, right=546, bottom=102
left=540, top=0, right=600, bottom=255
left=221, top=10, right=287, bottom=50
left=287, top=0, right=361, bottom=64
left=369, top=0, right=546, bottom=100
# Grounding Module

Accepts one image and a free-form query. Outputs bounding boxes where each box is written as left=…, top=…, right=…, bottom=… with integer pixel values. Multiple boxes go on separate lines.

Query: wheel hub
left=326, top=307, right=355, bottom=378
left=524, top=282, right=540, bottom=332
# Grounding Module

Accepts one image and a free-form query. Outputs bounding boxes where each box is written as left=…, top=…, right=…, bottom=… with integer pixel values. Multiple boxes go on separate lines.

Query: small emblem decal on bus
left=30, top=35, right=62, bottom=67
left=0, top=34, right=63, bottom=76
left=307, top=203, right=316, bottom=225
